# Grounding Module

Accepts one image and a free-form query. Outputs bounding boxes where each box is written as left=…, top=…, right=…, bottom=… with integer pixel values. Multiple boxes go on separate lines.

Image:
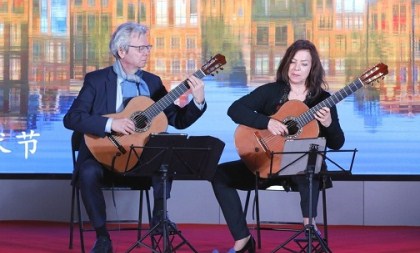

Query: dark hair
left=275, top=39, right=327, bottom=98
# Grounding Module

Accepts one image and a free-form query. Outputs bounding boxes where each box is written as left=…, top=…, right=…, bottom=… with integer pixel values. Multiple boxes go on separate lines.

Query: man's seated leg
left=79, top=159, right=113, bottom=253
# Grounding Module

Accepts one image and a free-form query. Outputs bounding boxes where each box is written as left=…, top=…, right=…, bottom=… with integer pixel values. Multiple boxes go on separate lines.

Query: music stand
left=268, top=138, right=357, bottom=253
left=123, top=133, right=225, bottom=253
left=276, top=138, right=326, bottom=177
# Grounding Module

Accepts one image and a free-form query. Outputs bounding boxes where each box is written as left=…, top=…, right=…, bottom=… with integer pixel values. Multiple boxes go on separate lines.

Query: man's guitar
left=234, top=63, right=388, bottom=178
left=85, top=54, right=226, bottom=173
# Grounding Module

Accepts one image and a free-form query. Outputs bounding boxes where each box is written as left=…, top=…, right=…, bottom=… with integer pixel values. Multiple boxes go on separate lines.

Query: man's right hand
left=111, top=118, right=135, bottom=135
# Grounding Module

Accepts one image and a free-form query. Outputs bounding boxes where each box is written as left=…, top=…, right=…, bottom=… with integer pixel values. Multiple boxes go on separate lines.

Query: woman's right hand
left=267, top=118, right=289, bottom=136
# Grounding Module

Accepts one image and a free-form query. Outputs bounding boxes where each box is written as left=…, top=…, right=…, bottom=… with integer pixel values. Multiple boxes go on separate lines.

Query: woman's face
left=287, top=49, right=312, bottom=86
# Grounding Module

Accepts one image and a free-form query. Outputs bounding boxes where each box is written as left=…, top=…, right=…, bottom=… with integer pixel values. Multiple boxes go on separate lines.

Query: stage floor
left=1, top=221, right=419, bottom=252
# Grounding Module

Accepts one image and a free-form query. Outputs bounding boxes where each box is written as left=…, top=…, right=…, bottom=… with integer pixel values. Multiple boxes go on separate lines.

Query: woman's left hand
left=314, top=107, right=332, bottom=127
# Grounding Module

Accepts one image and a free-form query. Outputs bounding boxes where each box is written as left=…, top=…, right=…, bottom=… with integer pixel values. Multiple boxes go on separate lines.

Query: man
left=63, top=22, right=206, bottom=253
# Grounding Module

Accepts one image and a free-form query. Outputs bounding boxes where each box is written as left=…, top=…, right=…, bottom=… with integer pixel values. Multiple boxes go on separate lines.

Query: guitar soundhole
left=132, top=113, right=149, bottom=132
left=284, top=119, right=299, bottom=136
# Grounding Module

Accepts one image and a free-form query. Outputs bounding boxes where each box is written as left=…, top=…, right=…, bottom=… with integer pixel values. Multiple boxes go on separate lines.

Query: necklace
left=290, top=88, right=307, bottom=96
left=288, top=86, right=308, bottom=101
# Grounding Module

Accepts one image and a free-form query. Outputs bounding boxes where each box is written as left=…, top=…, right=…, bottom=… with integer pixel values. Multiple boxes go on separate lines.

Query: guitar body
left=234, top=100, right=319, bottom=178
left=85, top=96, right=168, bottom=173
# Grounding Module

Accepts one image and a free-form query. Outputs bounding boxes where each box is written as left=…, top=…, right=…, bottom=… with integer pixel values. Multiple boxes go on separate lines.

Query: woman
left=212, top=39, right=345, bottom=253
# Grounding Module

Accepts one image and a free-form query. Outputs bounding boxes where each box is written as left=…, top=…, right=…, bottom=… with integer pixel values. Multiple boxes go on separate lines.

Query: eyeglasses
left=128, top=45, right=153, bottom=53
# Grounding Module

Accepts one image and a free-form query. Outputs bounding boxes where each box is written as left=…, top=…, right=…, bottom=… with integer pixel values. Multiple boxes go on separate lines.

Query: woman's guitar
left=85, top=54, right=226, bottom=173
left=234, top=63, right=388, bottom=178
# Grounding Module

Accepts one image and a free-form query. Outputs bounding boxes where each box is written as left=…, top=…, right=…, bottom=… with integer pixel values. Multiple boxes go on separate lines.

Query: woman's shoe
left=235, top=236, right=255, bottom=253
left=305, top=228, right=322, bottom=239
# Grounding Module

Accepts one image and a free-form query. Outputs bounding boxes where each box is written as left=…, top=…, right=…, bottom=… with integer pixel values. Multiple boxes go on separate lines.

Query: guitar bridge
left=254, top=131, right=271, bottom=158
left=107, top=133, right=127, bottom=154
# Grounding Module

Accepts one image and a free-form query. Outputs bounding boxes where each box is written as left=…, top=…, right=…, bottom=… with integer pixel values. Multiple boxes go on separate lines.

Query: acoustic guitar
left=85, top=54, right=226, bottom=173
left=234, top=63, right=388, bottom=178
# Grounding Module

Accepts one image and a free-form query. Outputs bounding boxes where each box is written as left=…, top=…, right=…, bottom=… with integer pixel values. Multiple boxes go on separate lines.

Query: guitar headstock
left=360, top=62, right=389, bottom=86
left=201, top=54, right=227, bottom=76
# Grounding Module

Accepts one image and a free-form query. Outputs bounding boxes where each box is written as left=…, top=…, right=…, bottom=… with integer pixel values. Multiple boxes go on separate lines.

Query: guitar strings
left=261, top=119, right=299, bottom=146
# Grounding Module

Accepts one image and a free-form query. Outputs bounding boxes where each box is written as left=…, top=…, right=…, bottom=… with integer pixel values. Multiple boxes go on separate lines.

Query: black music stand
left=268, top=138, right=357, bottom=253
left=123, top=133, right=225, bottom=253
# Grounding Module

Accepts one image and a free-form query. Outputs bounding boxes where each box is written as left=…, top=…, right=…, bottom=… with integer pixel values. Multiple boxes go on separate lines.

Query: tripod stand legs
left=270, top=224, right=332, bottom=253
left=125, top=216, right=198, bottom=253
left=125, top=165, right=198, bottom=253
left=152, top=224, right=198, bottom=253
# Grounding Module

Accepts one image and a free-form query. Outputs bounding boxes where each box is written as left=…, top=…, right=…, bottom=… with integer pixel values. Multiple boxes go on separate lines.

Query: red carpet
left=0, top=221, right=419, bottom=252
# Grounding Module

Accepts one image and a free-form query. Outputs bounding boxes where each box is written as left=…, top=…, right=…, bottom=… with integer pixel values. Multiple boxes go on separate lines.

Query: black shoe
left=150, top=213, right=178, bottom=235
left=90, top=236, right=112, bottom=253
left=231, top=236, right=255, bottom=253
left=305, top=228, right=322, bottom=239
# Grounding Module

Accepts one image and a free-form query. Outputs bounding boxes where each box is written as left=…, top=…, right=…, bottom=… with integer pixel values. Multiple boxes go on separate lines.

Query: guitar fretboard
left=142, top=69, right=206, bottom=120
left=296, top=78, right=364, bottom=127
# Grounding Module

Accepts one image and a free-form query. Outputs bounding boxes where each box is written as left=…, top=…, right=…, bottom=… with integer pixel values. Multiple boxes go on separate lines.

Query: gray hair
left=109, top=22, right=149, bottom=59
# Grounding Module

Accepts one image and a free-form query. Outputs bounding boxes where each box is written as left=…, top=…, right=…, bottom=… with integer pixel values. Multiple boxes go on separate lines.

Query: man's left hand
left=187, top=75, right=205, bottom=104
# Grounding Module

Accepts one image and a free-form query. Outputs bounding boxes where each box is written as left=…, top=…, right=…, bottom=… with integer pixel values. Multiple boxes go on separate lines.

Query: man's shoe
left=90, top=236, right=113, bottom=253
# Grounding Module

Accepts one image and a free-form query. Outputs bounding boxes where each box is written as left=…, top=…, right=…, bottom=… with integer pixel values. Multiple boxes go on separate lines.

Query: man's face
left=119, top=33, right=152, bottom=74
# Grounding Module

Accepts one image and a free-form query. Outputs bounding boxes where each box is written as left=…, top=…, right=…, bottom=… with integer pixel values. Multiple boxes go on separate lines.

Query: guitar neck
left=143, top=69, right=206, bottom=119
left=297, top=78, right=364, bottom=126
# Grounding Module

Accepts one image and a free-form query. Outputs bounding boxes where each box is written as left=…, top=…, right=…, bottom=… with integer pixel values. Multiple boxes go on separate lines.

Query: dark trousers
left=78, top=158, right=171, bottom=229
left=292, top=174, right=320, bottom=218
left=211, top=160, right=255, bottom=241
left=211, top=160, right=320, bottom=240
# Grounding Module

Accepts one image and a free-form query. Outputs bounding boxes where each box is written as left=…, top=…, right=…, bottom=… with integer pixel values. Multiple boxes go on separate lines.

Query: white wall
left=0, top=179, right=419, bottom=226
